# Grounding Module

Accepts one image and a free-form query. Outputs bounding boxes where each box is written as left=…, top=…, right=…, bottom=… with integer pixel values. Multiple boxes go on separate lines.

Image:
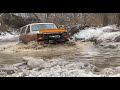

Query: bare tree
left=116, top=13, right=120, bottom=26
left=102, top=13, right=108, bottom=26
left=82, top=13, right=87, bottom=25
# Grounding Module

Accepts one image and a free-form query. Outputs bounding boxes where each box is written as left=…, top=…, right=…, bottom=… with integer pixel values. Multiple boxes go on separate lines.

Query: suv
left=19, top=23, right=69, bottom=44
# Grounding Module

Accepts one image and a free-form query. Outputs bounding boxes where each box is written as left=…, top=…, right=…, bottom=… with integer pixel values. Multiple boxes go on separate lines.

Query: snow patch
left=73, top=25, right=120, bottom=43
left=0, top=32, right=19, bottom=42
left=97, top=32, right=120, bottom=43
left=74, top=27, right=104, bottom=40
left=2, top=58, right=101, bottom=77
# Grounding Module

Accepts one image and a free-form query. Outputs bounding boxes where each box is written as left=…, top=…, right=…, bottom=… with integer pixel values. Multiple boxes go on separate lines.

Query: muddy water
left=0, top=42, right=23, bottom=64
left=92, top=48, right=120, bottom=69
left=0, top=41, right=120, bottom=69
left=54, top=43, right=120, bottom=69
left=0, top=52, right=22, bottom=64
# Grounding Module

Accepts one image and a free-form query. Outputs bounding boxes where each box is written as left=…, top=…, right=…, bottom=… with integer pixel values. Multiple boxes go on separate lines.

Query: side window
left=20, top=26, right=27, bottom=34
left=26, top=26, right=30, bottom=34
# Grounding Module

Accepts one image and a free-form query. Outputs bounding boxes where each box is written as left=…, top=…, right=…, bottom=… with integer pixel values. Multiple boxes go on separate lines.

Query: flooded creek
left=0, top=41, right=120, bottom=70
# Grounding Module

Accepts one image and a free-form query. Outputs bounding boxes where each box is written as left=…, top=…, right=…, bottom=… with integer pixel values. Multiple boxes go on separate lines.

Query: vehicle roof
left=20, top=23, right=56, bottom=29
left=27, top=23, right=55, bottom=26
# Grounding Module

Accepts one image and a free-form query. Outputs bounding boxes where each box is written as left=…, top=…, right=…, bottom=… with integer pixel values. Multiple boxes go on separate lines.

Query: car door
left=24, top=25, right=31, bottom=43
left=25, top=25, right=38, bottom=42
left=19, top=26, right=27, bottom=42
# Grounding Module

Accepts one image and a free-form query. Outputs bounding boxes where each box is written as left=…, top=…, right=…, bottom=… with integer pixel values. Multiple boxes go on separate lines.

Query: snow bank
left=100, top=25, right=118, bottom=32
left=0, top=32, right=19, bottom=42
left=73, top=25, right=120, bottom=43
left=1, top=57, right=120, bottom=77
left=97, top=32, right=120, bottom=43
left=0, top=58, right=100, bottom=77
left=74, top=27, right=104, bottom=41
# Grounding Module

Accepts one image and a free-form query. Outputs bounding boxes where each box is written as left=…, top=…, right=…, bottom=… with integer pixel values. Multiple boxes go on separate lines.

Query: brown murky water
left=65, top=46, right=120, bottom=69
left=57, top=46, right=119, bottom=69
left=0, top=42, right=23, bottom=64
left=0, top=41, right=120, bottom=69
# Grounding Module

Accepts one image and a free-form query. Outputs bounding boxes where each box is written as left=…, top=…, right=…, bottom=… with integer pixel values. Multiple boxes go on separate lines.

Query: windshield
left=32, top=24, right=58, bottom=31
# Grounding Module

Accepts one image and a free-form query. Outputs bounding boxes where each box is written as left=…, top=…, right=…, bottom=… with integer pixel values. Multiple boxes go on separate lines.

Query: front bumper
left=37, top=32, right=68, bottom=41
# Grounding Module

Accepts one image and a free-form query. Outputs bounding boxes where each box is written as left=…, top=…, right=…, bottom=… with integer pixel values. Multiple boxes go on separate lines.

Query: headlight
left=37, top=34, right=43, bottom=40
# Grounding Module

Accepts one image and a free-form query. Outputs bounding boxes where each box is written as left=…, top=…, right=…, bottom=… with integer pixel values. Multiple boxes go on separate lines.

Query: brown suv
left=19, top=23, right=69, bottom=44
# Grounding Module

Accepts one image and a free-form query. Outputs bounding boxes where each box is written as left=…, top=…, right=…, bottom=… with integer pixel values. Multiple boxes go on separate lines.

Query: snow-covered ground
left=1, top=57, right=120, bottom=77
left=0, top=31, right=19, bottom=42
left=0, top=58, right=100, bottom=77
left=73, top=25, right=120, bottom=43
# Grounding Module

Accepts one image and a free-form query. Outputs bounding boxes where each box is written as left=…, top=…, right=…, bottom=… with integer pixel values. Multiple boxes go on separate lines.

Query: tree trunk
left=103, top=14, right=108, bottom=26
left=117, top=13, right=120, bottom=26
left=82, top=13, right=87, bottom=25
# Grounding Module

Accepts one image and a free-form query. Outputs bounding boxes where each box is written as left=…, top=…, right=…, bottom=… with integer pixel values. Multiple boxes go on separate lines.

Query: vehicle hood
left=39, top=29, right=67, bottom=33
